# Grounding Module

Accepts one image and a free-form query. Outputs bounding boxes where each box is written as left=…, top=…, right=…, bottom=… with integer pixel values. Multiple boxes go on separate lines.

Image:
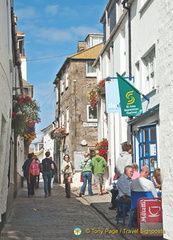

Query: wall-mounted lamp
left=81, top=139, right=87, bottom=147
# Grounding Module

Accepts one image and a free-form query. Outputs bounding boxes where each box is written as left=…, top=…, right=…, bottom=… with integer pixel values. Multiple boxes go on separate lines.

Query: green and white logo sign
left=117, top=73, right=143, bottom=116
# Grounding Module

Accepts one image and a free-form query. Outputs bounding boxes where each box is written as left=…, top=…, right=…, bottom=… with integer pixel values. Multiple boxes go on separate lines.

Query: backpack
left=29, top=161, right=40, bottom=176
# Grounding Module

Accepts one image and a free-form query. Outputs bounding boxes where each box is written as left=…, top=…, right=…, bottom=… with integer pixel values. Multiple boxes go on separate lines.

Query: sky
left=14, top=0, right=108, bottom=143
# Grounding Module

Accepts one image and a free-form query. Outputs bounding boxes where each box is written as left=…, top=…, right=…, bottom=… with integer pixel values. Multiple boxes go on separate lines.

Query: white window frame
left=61, top=112, right=65, bottom=127
left=87, top=105, right=98, bottom=122
left=60, top=78, right=64, bottom=94
left=86, top=60, right=96, bottom=77
left=66, top=108, right=69, bottom=133
left=65, top=70, right=68, bottom=89
left=142, top=48, right=155, bottom=93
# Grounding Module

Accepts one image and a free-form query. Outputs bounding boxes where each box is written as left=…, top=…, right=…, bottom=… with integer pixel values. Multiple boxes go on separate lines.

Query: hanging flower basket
left=50, top=127, right=67, bottom=140
left=95, top=138, right=108, bottom=160
left=87, top=79, right=106, bottom=108
left=87, top=89, right=98, bottom=109
left=12, top=94, right=40, bottom=143
left=96, top=79, right=106, bottom=98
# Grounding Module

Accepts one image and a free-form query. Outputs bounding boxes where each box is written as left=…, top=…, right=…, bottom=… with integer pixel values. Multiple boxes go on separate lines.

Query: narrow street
left=0, top=181, right=123, bottom=240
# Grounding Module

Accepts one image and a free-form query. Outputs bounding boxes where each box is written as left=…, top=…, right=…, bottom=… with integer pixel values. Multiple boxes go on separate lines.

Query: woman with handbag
left=79, top=153, right=93, bottom=197
left=61, top=154, right=75, bottom=198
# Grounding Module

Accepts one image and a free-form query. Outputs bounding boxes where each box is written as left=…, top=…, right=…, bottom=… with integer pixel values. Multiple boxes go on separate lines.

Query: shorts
left=94, top=173, right=104, bottom=186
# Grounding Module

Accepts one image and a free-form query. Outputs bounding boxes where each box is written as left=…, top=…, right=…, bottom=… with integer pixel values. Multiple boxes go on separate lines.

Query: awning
left=128, top=104, right=159, bottom=126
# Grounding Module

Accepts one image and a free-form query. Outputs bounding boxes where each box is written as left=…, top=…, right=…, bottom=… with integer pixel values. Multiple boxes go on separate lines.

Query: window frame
left=86, top=60, right=96, bottom=77
left=87, top=105, right=98, bottom=122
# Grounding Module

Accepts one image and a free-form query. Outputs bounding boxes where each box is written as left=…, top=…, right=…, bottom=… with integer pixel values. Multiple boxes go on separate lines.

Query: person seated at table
left=131, top=163, right=140, bottom=180
left=107, top=181, right=119, bottom=210
left=131, top=165, right=157, bottom=197
left=152, top=168, right=161, bottom=190
left=117, top=165, right=134, bottom=208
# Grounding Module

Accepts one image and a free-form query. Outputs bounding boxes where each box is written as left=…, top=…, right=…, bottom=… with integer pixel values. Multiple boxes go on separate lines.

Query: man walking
left=92, top=150, right=107, bottom=195
left=42, top=151, right=54, bottom=197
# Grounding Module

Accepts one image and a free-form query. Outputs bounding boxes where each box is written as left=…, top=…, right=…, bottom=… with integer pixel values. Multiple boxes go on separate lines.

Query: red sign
left=138, top=198, right=164, bottom=237
left=139, top=199, right=162, bottom=223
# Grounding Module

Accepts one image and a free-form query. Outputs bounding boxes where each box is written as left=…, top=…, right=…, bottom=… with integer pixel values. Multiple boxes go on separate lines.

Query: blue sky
left=14, top=0, right=108, bottom=142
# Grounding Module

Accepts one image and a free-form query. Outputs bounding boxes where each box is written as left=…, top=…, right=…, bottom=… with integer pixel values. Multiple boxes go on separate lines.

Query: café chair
left=115, top=198, right=129, bottom=226
left=129, top=191, right=153, bottom=229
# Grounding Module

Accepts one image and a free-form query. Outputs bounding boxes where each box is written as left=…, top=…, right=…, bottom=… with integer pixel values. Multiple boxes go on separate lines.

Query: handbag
left=113, top=174, right=118, bottom=180
left=67, top=176, right=72, bottom=183
left=80, top=173, right=84, bottom=182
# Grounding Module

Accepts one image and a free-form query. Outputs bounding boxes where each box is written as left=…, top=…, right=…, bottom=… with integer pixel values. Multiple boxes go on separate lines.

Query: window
left=65, top=71, right=68, bottom=89
left=135, top=124, right=158, bottom=178
left=108, top=0, right=116, bottom=33
left=86, top=60, right=96, bottom=77
left=60, top=79, right=64, bottom=94
left=87, top=105, right=97, bottom=122
left=142, top=48, right=155, bottom=93
left=66, top=108, right=69, bottom=133
left=61, top=112, right=64, bottom=127
left=55, top=87, right=59, bottom=103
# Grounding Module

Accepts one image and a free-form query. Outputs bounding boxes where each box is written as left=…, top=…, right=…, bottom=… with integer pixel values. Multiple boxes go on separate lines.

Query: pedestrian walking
left=33, top=156, right=40, bottom=189
left=22, top=153, right=35, bottom=197
left=50, top=157, right=57, bottom=189
left=92, top=150, right=107, bottom=195
left=79, top=153, right=93, bottom=197
left=42, top=151, right=54, bottom=197
left=61, top=154, right=75, bottom=198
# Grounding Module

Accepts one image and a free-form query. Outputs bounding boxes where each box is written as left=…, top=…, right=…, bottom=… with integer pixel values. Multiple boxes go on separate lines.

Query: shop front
left=129, top=104, right=159, bottom=176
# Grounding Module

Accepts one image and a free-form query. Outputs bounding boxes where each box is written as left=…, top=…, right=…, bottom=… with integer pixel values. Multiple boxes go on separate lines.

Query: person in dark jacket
left=42, top=151, right=54, bottom=197
left=22, top=153, right=35, bottom=197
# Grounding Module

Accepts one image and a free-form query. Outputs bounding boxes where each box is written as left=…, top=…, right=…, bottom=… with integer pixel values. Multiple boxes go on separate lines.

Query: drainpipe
left=122, top=0, right=132, bottom=78
left=11, top=10, right=23, bottom=95
left=55, top=76, right=61, bottom=183
left=122, top=1, right=133, bottom=147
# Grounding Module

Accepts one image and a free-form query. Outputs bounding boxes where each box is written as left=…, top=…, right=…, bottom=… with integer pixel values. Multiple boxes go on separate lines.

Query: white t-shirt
left=131, top=177, right=157, bottom=198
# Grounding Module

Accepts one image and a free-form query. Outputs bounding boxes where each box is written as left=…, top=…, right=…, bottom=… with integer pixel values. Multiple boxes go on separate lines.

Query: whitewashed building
left=158, top=1, right=173, bottom=238
left=94, top=0, right=172, bottom=238
left=95, top=0, right=159, bottom=184
left=0, top=0, right=24, bottom=228
left=41, top=124, right=54, bottom=158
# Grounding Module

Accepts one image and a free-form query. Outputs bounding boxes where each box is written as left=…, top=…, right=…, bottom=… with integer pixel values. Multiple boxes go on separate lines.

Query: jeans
left=80, top=171, right=93, bottom=196
left=43, top=170, right=52, bottom=195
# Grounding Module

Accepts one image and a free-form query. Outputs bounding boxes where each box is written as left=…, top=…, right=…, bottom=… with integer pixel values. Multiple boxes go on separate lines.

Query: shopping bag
left=80, top=173, right=84, bottom=182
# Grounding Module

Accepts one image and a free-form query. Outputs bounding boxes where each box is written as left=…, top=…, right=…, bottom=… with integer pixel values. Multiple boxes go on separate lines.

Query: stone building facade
left=54, top=34, right=103, bottom=185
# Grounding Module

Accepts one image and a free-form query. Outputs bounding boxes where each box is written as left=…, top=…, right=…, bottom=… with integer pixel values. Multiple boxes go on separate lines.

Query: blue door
left=135, top=124, right=158, bottom=176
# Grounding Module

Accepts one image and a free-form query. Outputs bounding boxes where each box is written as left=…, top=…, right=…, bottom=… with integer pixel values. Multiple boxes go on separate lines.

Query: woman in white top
left=61, top=154, right=75, bottom=198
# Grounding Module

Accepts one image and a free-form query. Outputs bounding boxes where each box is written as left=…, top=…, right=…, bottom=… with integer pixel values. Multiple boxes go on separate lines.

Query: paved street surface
left=0, top=180, right=163, bottom=240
